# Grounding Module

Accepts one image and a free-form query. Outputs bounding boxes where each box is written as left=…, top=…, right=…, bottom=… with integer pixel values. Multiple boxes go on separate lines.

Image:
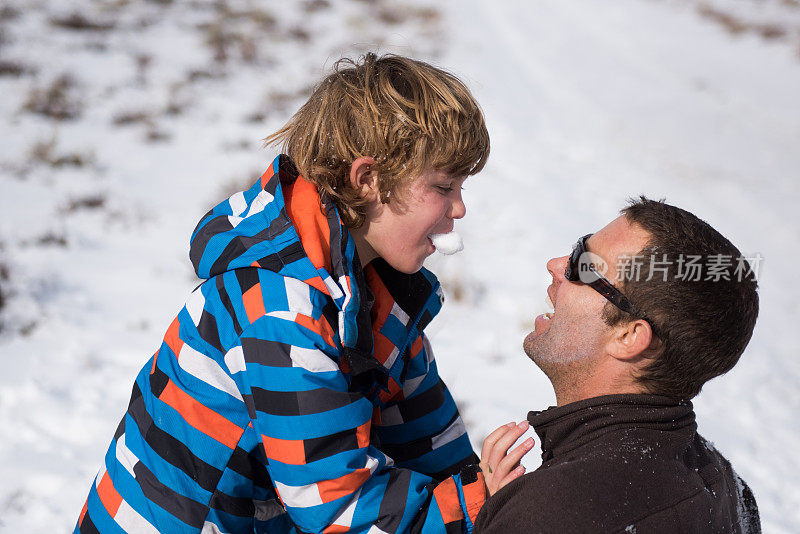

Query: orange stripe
left=150, top=349, right=160, bottom=375
left=378, top=377, right=402, bottom=404
left=304, top=276, right=330, bottom=296
left=97, top=471, right=123, bottom=518
left=284, top=176, right=332, bottom=274
left=78, top=498, right=88, bottom=525
left=433, top=477, right=463, bottom=524
left=372, top=332, right=396, bottom=365
left=164, top=316, right=183, bottom=356
left=159, top=380, right=242, bottom=449
left=324, top=525, right=351, bottom=534
left=409, top=336, right=424, bottom=358
left=462, top=477, right=488, bottom=525
left=296, top=313, right=335, bottom=347
left=318, top=467, right=371, bottom=503
left=364, top=265, right=393, bottom=326
left=261, top=434, right=307, bottom=465
left=242, top=284, right=266, bottom=323
left=356, top=419, right=371, bottom=449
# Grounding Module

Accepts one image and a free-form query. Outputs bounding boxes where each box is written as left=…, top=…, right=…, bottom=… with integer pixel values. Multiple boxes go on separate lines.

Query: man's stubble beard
left=524, top=318, right=605, bottom=395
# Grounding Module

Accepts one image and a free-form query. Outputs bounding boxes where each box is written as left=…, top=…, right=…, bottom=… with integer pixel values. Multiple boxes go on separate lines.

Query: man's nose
left=547, top=256, right=569, bottom=283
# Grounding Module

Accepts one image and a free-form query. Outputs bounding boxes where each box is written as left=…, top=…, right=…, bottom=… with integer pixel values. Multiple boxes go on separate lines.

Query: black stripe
left=189, top=214, right=233, bottom=273
left=266, top=208, right=292, bottom=239
left=149, top=366, right=169, bottom=397
left=234, top=267, right=260, bottom=293
left=321, top=300, right=339, bottom=340
left=79, top=511, right=100, bottom=534
left=114, top=414, right=126, bottom=441
left=251, top=387, right=361, bottom=416
left=303, top=427, right=360, bottom=463
left=417, top=309, right=434, bottom=333
left=398, top=379, right=447, bottom=422
left=132, top=461, right=208, bottom=528
left=217, top=275, right=243, bottom=336
left=243, top=393, right=257, bottom=420
left=241, top=338, right=292, bottom=367
left=127, top=390, right=223, bottom=493
left=209, top=235, right=249, bottom=279
left=380, top=412, right=461, bottom=463
left=431, top=454, right=480, bottom=482
left=197, top=309, right=223, bottom=352
left=227, top=446, right=271, bottom=490
left=371, top=258, right=434, bottom=321
left=376, top=469, right=411, bottom=533
left=380, top=436, right=432, bottom=463
left=209, top=489, right=255, bottom=517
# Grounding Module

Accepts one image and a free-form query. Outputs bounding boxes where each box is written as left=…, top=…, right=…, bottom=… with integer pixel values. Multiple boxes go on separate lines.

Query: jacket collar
left=528, top=394, right=696, bottom=462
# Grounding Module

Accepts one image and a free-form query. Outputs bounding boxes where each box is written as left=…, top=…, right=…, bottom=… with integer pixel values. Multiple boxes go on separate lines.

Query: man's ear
left=606, top=319, right=658, bottom=363
left=349, top=157, right=378, bottom=200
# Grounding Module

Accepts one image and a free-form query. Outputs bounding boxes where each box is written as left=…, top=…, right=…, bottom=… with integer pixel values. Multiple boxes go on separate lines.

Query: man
left=475, top=197, right=761, bottom=533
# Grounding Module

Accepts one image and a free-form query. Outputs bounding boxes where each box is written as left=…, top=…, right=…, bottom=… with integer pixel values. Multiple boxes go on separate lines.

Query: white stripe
left=285, top=278, right=314, bottom=316
left=266, top=310, right=297, bottom=322
left=94, top=465, right=107, bottom=487
left=227, top=215, right=243, bottom=228
left=290, top=345, right=339, bottom=373
left=389, top=302, right=410, bottom=326
left=185, top=289, right=205, bottom=327
left=115, top=499, right=160, bottom=533
left=365, top=454, right=380, bottom=474
left=330, top=488, right=360, bottom=528
left=178, top=344, right=242, bottom=400
left=402, top=374, right=426, bottom=397
left=224, top=345, right=246, bottom=374
left=431, top=418, right=467, bottom=450
left=324, top=274, right=345, bottom=300
left=116, top=434, right=139, bottom=478
left=201, top=522, right=226, bottom=534
left=273, top=480, right=323, bottom=508
left=245, top=190, right=274, bottom=217
left=422, top=336, right=435, bottom=365
left=228, top=191, right=247, bottom=216
left=383, top=347, right=400, bottom=370
left=367, top=526, right=391, bottom=534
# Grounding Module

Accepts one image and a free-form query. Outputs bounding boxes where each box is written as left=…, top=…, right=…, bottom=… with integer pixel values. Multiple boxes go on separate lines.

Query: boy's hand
left=480, top=421, right=534, bottom=496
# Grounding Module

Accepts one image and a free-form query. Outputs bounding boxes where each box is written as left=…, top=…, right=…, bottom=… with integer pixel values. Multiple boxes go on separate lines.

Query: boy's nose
left=449, top=193, right=466, bottom=219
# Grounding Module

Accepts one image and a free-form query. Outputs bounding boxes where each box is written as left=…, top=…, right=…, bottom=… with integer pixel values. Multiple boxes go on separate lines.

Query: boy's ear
left=349, top=157, right=378, bottom=200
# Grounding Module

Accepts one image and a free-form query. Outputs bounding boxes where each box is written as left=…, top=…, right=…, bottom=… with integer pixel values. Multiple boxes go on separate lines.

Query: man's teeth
left=545, top=295, right=554, bottom=313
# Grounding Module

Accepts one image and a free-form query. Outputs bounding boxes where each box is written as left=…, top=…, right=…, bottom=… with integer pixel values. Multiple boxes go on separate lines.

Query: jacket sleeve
left=235, top=314, right=488, bottom=534
left=374, top=334, right=479, bottom=480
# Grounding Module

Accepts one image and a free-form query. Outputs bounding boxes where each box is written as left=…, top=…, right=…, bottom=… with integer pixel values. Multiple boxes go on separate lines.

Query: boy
left=75, top=53, right=522, bottom=533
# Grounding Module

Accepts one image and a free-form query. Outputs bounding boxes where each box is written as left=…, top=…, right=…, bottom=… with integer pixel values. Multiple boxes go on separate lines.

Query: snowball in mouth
left=429, top=232, right=464, bottom=255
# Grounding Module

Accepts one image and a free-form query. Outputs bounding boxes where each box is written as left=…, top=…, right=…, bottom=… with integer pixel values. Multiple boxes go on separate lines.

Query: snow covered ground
left=1, top=0, right=798, bottom=531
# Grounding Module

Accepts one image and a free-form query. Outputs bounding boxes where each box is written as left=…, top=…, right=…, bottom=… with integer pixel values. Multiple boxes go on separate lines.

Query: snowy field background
left=1, top=0, right=798, bottom=531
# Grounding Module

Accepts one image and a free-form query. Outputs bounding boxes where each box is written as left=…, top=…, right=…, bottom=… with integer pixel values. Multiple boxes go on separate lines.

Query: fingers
left=481, top=421, right=516, bottom=464
left=494, top=437, right=535, bottom=482
left=487, top=421, right=530, bottom=470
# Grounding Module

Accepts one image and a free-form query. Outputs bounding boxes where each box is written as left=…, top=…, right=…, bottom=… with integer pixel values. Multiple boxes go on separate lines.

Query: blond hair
left=263, top=53, right=490, bottom=228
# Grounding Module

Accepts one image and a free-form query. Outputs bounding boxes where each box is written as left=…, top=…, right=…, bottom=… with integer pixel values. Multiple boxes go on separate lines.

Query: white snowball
left=429, top=231, right=464, bottom=255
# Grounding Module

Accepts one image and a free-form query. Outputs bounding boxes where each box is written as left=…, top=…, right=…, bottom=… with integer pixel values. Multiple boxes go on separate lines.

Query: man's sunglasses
left=564, top=234, right=638, bottom=316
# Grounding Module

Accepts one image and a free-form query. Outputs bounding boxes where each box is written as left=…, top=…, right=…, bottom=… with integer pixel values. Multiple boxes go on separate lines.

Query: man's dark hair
left=603, top=197, right=759, bottom=400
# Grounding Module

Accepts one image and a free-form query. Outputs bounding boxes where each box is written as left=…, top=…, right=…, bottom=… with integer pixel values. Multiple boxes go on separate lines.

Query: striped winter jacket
left=76, top=155, right=487, bottom=534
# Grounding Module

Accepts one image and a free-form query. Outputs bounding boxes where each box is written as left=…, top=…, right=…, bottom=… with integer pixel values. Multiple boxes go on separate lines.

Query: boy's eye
left=436, top=185, right=454, bottom=193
